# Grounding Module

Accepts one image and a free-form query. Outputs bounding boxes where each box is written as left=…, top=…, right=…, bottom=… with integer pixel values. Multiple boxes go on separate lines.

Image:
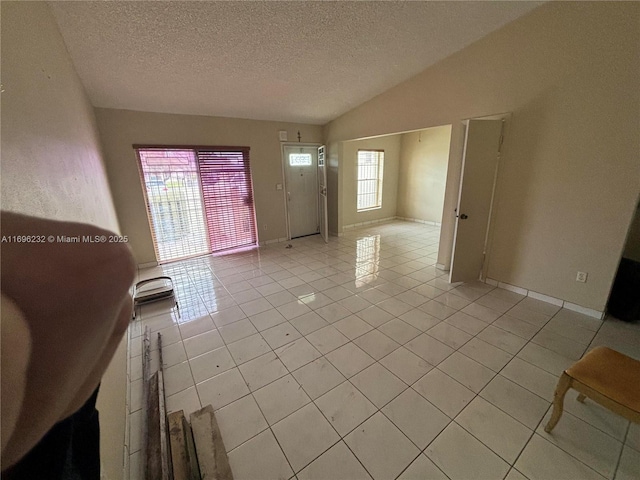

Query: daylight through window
left=136, top=147, right=257, bottom=263
left=357, top=150, right=384, bottom=211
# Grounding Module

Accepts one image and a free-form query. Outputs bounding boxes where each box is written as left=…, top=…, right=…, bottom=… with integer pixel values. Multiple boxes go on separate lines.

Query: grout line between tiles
left=612, top=417, right=631, bottom=480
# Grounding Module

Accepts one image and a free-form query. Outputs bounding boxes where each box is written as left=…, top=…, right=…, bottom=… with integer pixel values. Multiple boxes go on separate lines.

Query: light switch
left=276, top=183, right=283, bottom=190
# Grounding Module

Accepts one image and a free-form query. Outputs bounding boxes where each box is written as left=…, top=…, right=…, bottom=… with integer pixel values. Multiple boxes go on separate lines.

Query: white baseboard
left=395, top=216, right=442, bottom=227
left=343, top=216, right=442, bottom=231
left=138, top=261, right=158, bottom=268
left=497, top=281, right=528, bottom=296
left=343, top=216, right=397, bottom=230
left=435, top=263, right=449, bottom=272
left=527, top=290, right=564, bottom=307
left=260, top=237, right=288, bottom=246
left=563, top=301, right=605, bottom=320
left=484, top=277, right=604, bottom=319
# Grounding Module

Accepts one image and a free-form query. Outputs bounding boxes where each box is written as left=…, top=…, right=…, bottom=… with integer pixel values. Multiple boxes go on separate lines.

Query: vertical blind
left=136, top=146, right=257, bottom=263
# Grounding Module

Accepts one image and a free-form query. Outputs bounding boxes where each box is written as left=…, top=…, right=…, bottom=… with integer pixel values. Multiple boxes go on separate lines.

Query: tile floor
left=126, top=221, right=640, bottom=480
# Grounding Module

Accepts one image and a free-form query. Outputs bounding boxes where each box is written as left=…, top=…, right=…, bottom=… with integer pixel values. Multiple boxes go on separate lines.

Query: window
left=137, top=149, right=209, bottom=262
left=136, top=147, right=257, bottom=263
left=289, top=153, right=312, bottom=166
left=357, top=150, right=384, bottom=211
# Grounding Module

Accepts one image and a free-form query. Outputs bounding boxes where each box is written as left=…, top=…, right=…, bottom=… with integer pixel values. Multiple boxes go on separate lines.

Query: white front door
left=449, top=119, right=503, bottom=283
left=284, top=145, right=319, bottom=238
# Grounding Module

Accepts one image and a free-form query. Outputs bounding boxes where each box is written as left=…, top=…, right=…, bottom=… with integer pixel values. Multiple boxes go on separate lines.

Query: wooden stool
left=545, top=346, right=640, bottom=433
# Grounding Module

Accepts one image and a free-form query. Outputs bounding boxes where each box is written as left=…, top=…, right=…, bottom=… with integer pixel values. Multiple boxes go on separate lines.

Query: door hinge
left=498, top=134, right=504, bottom=153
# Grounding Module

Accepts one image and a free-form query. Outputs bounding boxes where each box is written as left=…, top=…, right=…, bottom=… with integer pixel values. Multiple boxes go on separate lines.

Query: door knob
left=459, top=214, right=468, bottom=219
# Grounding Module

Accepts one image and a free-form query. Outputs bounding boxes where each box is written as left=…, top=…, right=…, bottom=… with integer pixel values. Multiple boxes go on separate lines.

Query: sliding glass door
left=136, top=147, right=257, bottom=263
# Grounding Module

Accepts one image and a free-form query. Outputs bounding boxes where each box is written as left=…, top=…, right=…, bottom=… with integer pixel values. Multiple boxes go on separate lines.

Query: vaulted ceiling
left=50, top=1, right=541, bottom=125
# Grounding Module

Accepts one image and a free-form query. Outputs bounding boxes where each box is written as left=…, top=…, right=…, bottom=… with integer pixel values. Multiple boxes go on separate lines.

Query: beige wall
left=341, top=135, right=401, bottom=228
left=397, top=126, right=451, bottom=224
left=95, top=108, right=323, bottom=264
left=325, top=2, right=640, bottom=311
left=1, top=2, right=126, bottom=478
left=1, top=3, right=119, bottom=229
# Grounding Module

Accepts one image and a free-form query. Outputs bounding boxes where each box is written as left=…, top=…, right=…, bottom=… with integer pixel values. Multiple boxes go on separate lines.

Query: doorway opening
left=606, top=197, right=640, bottom=322
left=339, top=124, right=452, bottom=247
left=335, top=113, right=510, bottom=286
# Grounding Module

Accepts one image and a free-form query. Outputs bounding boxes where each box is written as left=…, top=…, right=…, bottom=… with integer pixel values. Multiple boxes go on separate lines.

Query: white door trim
left=280, top=142, right=322, bottom=240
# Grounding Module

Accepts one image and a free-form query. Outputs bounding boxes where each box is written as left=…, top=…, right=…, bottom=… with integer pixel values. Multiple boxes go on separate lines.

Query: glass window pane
left=289, top=153, right=312, bottom=166
left=357, top=150, right=384, bottom=211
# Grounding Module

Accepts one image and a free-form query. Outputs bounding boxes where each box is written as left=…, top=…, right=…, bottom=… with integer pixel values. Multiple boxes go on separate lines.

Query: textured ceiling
left=49, top=1, right=541, bottom=125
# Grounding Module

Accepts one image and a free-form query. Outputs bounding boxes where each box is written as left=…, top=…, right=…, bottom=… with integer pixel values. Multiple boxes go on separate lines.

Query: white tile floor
left=126, top=221, right=640, bottom=480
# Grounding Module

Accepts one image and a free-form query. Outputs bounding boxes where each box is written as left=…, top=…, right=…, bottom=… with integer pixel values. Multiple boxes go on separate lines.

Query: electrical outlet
left=576, top=271, right=588, bottom=283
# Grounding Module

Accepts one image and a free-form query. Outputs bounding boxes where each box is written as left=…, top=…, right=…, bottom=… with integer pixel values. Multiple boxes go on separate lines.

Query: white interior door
left=284, top=145, right=319, bottom=238
left=449, top=119, right=503, bottom=283
left=318, top=145, right=328, bottom=242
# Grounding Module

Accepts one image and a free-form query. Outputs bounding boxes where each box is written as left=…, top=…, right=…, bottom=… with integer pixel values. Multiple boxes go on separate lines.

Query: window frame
left=356, top=149, right=384, bottom=212
left=134, top=145, right=257, bottom=263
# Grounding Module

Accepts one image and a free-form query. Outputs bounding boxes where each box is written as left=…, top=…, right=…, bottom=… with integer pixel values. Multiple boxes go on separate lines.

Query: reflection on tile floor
left=126, top=221, right=640, bottom=480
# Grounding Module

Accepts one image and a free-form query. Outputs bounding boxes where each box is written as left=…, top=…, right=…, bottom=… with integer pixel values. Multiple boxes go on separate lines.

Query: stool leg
left=577, top=393, right=586, bottom=403
left=545, top=372, right=571, bottom=433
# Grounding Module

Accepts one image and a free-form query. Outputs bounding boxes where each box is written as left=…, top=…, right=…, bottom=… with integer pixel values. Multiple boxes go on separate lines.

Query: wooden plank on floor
left=145, top=333, right=171, bottom=480
left=157, top=333, right=171, bottom=479
left=145, top=371, right=163, bottom=480
left=190, top=405, right=233, bottom=480
left=142, top=327, right=151, bottom=474
left=168, top=410, right=200, bottom=480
